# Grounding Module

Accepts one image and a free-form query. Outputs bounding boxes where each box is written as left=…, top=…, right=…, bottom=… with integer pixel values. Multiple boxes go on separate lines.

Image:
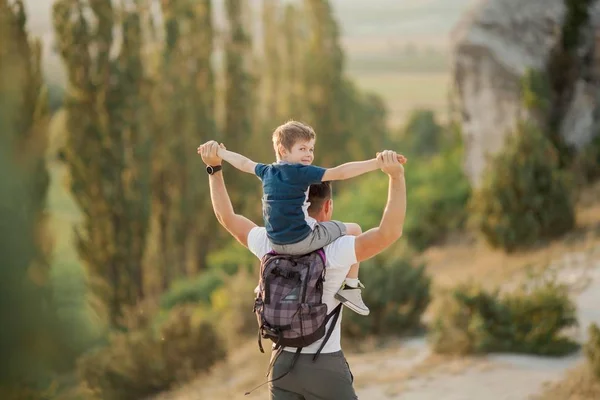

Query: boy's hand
left=197, top=140, right=225, bottom=166
left=376, top=152, right=407, bottom=164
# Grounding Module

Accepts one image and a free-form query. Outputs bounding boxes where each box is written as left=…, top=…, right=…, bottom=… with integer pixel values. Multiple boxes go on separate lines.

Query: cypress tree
left=53, top=0, right=152, bottom=326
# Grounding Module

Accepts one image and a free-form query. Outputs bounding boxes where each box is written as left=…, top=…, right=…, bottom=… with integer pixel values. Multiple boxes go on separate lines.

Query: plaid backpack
left=253, top=249, right=342, bottom=358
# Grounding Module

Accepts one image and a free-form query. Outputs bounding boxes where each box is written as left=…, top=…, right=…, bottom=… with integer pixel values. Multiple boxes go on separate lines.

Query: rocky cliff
left=452, top=0, right=600, bottom=185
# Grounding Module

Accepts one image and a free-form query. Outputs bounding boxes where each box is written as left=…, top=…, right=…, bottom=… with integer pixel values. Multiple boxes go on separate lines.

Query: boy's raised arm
left=321, top=158, right=379, bottom=181
left=217, top=147, right=258, bottom=175
left=321, top=153, right=407, bottom=182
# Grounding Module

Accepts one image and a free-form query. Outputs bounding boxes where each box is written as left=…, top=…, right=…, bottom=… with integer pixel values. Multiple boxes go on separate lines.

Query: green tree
left=471, top=121, right=575, bottom=252
left=151, top=0, right=217, bottom=289
left=222, top=0, right=259, bottom=214
left=545, top=0, right=596, bottom=167
left=280, top=4, right=307, bottom=120
left=0, top=0, right=68, bottom=392
left=0, top=0, right=51, bottom=282
left=402, top=109, right=444, bottom=156
left=303, top=0, right=346, bottom=166
left=53, top=0, right=152, bottom=326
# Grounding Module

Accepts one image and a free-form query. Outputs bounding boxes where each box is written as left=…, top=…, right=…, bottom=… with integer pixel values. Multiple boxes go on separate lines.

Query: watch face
left=206, top=165, right=220, bottom=175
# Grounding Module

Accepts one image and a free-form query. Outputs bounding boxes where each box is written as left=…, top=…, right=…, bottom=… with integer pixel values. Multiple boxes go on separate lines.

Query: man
left=198, top=141, right=407, bottom=400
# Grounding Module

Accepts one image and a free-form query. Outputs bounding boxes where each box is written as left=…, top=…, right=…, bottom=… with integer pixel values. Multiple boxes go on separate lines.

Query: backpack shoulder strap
left=312, top=303, right=343, bottom=361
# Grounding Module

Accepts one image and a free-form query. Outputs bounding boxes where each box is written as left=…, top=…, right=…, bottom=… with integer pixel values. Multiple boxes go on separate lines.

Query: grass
left=534, top=364, right=600, bottom=400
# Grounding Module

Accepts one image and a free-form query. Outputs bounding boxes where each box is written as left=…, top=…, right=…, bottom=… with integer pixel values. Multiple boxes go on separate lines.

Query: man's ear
left=323, top=198, right=333, bottom=215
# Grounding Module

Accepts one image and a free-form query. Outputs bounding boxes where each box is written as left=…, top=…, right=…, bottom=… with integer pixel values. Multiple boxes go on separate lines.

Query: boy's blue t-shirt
left=255, top=162, right=326, bottom=245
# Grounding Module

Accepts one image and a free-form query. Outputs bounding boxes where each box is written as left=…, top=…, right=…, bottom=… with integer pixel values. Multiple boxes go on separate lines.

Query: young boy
left=198, top=121, right=406, bottom=315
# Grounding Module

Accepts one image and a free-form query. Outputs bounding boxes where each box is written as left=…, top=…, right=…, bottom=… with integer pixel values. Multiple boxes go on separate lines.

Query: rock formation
left=452, top=0, right=600, bottom=185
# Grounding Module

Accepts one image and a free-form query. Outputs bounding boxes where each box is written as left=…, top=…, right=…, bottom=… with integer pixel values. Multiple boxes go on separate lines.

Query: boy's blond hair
left=272, top=120, right=316, bottom=160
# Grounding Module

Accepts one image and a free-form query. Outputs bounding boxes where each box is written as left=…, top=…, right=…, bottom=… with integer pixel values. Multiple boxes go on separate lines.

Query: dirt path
left=349, top=246, right=600, bottom=400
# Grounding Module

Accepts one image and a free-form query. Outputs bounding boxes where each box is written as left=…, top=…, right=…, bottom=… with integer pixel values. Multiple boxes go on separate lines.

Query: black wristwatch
left=206, top=165, right=222, bottom=175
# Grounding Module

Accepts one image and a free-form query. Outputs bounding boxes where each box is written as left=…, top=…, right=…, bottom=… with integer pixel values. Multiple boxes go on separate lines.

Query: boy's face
left=282, top=139, right=315, bottom=165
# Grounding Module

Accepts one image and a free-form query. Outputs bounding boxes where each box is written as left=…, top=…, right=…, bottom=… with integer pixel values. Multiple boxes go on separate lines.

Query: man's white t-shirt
left=247, top=227, right=357, bottom=354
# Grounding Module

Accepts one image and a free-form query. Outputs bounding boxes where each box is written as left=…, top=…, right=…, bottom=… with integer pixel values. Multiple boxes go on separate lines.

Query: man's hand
left=377, top=150, right=405, bottom=178
left=197, top=140, right=224, bottom=166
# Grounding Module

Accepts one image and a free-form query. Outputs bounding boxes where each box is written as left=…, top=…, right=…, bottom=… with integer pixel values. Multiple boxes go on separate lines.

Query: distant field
left=350, top=71, right=450, bottom=128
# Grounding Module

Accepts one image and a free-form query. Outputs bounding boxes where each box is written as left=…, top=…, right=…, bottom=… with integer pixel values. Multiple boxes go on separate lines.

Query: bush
left=403, top=144, right=471, bottom=250
left=78, top=305, right=226, bottom=400
left=471, top=121, right=575, bottom=252
left=335, top=143, right=470, bottom=251
left=401, top=109, right=444, bottom=156
left=209, top=267, right=259, bottom=348
left=159, top=269, right=224, bottom=310
left=206, top=240, right=257, bottom=275
left=342, top=254, right=431, bottom=339
left=571, top=133, right=600, bottom=186
left=429, top=280, right=579, bottom=356
left=585, top=323, right=600, bottom=379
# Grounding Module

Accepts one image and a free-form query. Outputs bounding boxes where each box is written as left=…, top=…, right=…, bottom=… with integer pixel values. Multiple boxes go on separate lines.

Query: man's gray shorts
left=269, top=350, right=358, bottom=400
left=271, top=221, right=346, bottom=256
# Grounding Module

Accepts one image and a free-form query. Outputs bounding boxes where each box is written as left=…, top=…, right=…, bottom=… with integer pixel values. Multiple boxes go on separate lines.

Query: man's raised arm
left=200, top=141, right=257, bottom=247
left=353, top=150, right=407, bottom=262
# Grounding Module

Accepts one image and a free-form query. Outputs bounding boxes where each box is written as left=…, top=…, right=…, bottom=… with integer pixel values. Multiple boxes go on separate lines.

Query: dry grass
left=152, top=341, right=271, bottom=400
left=534, top=363, right=600, bottom=400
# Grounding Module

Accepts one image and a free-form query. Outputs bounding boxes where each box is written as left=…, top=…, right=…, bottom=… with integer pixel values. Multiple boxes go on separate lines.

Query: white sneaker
left=334, top=283, right=370, bottom=316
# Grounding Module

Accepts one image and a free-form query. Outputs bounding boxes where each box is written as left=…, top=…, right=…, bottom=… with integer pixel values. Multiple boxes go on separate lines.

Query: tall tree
left=280, top=4, right=307, bottom=120
left=0, top=0, right=51, bottom=280
left=303, top=0, right=346, bottom=167
left=261, top=0, right=282, bottom=124
left=53, top=0, right=152, bottom=327
left=0, top=0, right=69, bottom=392
left=223, top=0, right=260, bottom=215
left=152, top=0, right=217, bottom=287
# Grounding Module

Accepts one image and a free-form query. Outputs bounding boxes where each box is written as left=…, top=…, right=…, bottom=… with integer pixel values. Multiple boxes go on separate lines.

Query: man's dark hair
left=308, top=181, right=332, bottom=214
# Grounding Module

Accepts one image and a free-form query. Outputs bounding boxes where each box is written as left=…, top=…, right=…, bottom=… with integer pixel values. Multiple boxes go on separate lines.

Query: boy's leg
left=343, top=223, right=361, bottom=280
left=335, top=222, right=370, bottom=316
left=271, top=221, right=346, bottom=256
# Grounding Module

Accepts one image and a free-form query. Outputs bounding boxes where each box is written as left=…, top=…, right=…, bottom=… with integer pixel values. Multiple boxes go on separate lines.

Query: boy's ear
left=278, top=145, right=288, bottom=158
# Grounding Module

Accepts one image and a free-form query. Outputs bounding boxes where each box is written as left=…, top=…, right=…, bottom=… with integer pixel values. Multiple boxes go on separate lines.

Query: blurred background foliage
left=1, top=0, right=599, bottom=398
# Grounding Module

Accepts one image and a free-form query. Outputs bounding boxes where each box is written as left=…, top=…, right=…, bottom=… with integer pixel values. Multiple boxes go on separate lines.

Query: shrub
left=571, top=133, right=600, bottom=186
left=403, top=145, right=471, bottom=250
left=585, top=323, right=600, bottom=379
left=402, top=109, right=444, bottom=156
left=159, top=269, right=224, bottom=310
left=209, top=267, right=259, bottom=348
left=206, top=240, right=257, bottom=275
left=335, top=144, right=470, bottom=251
left=78, top=305, right=226, bottom=400
left=429, top=280, right=579, bottom=356
left=471, top=121, right=575, bottom=252
left=342, top=254, right=431, bottom=339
